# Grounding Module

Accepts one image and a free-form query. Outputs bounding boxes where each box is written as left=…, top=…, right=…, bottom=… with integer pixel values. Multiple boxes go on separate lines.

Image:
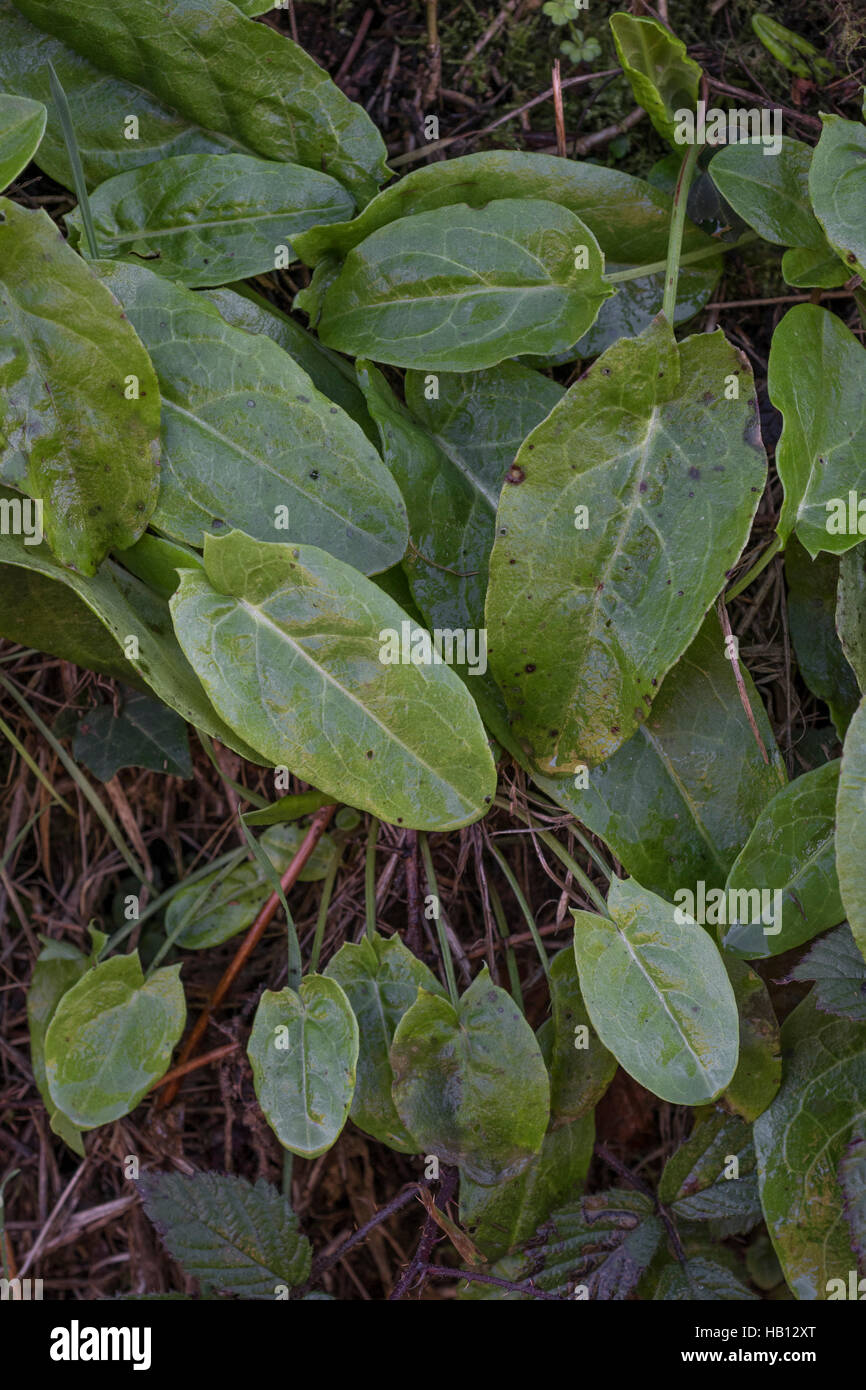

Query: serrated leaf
left=459, top=1117, right=595, bottom=1264
left=722, top=953, right=781, bottom=1121
left=837, top=540, right=866, bottom=694
left=27, top=942, right=88, bottom=1154
left=309, top=198, right=612, bottom=371
left=654, top=1256, right=758, bottom=1301
left=92, top=261, right=407, bottom=574
left=138, top=1171, right=311, bottom=1298
left=535, top=614, right=786, bottom=900
left=169, top=530, right=497, bottom=831
left=837, top=696, right=866, bottom=964
left=769, top=304, right=866, bottom=557
left=609, top=13, right=702, bottom=146
left=44, top=952, right=185, bottom=1128
left=786, top=924, right=866, bottom=1023
left=722, top=761, right=844, bottom=958
left=11, top=0, right=388, bottom=204
left=390, top=966, right=550, bottom=1184
left=166, top=823, right=335, bottom=951
left=839, top=1127, right=866, bottom=1261
left=709, top=138, right=826, bottom=248
left=486, top=317, right=766, bottom=771
left=546, top=946, right=616, bottom=1122
left=323, top=931, right=447, bottom=1152
left=786, top=536, right=860, bottom=735
left=808, top=115, right=866, bottom=278
left=0, top=92, right=45, bottom=189
left=247, top=977, right=359, bottom=1159
left=572, top=876, right=739, bottom=1105
left=754, top=993, right=866, bottom=1299
left=658, top=1109, right=762, bottom=1235
left=0, top=200, right=160, bottom=574
left=68, top=154, right=354, bottom=288
left=72, top=688, right=192, bottom=781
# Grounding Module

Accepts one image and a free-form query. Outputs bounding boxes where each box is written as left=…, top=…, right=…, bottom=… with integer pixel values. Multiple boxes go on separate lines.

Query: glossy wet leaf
left=770, top=304, right=866, bottom=557
left=0, top=201, right=160, bottom=573
left=546, top=946, right=616, bottom=1122
left=27, top=941, right=88, bottom=1154
left=138, top=1171, right=311, bottom=1298
left=166, top=823, right=334, bottom=951
left=324, top=931, right=448, bottom=1151
left=574, top=258, right=720, bottom=359
left=658, top=1110, right=762, bottom=1235
left=44, top=952, right=185, bottom=1128
left=722, top=761, right=844, bottom=959
left=170, top=530, right=497, bottom=831
left=837, top=697, right=866, bottom=964
left=837, top=541, right=866, bottom=693
left=722, top=953, right=781, bottom=1122
left=247, top=977, right=359, bottom=1159
left=786, top=537, right=860, bottom=735
left=390, top=966, right=549, bottom=1184
left=754, top=993, right=866, bottom=1299
left=782, top=245, right=849, bottom=289
left=72, top=689, right=192, bottom=781
left=0, top=508, right=265, bottom=762
left=535, top=615, right=785, bottom=900
left=786, top=924, right=866, bottom=1023
left=11, top=0, right=389, bottom=204
left=808, top=115, right=866, bottom=278
left=310, top=199, right=612, bottom=371
left=486, top=318, right=767, bottom=771
left=709, top=138, right=825, bottom=248
left=68, top=154, right=354, bottom=288
left=93, top=261, right=407, bottom=574
left=0, top=92, right=45, bottom=189
left=459, top=1117, right=595, bottom=1264
left=609, top=13, right=702, bottom=145
left=572, top=876, right=739, bottom=1105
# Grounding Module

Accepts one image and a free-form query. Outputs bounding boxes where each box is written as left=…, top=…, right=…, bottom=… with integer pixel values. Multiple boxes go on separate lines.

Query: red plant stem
left=149, top=1042, right=239, bottom=1094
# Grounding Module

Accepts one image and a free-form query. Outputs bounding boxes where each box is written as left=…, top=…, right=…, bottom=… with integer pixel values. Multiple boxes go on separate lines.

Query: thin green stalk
left=488, top=881, right=524, bottom=1013
left=309, top=846, right=342, bottom=974
left=0, top=712, right=74, bottom=815
left=239, top=816, right=301, bottom=991
left=197, top=731, right=269, bottom=808
left=104, top=845, right=246, bottom=955
left=364, top=816, right=379, bottom=941
left=0, top=806, right=50, bottom=874
left=282, top=1151, right=294, bottom=1196
left=724, top=535, right=783, bottom=602
left=492, top=798, right=609, bottom=915
left=662, top=142, right=702, bottom=321
left=484, top=833, right=550, bottom=983
left=419, top=832, right=459, bottom=1008
left=604, top=232, right=757, bottom=285
left=47, top=61, right=99, bottom=259
left=0, top=673, right=148, bottom=885
left=145, top=852, right=243, bottom=977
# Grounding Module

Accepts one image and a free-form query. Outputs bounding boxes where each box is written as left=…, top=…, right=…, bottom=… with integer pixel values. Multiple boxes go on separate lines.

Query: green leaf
left=0, top=92, right=45, bottom=189
left=770, top=305, right=866, bottom=557
left=0, top=200, right=160, bottom=574
left=11, top=0, right=388, bottom=204
left=786, top=923, right=866, bottom=1023
left=310, top=198, right=612, bottom=371
left=169, top=530, right=497, bottom=831
left=809, top=115, right=866, bottom=278
left=840, top=1128, right=866, bottom=1263
left=68, top=153, right=354, bottom=288
left=44, top=952, right=185, bottom=1128
left=0, top=506, right=265, bottom=762
left=837, top=696, right=866, bottom=964
left=709, top=138, right=826, bottom=248
left=115, top=533, right=203, bottom=601
left=92, top=261, right=407, bottom=574
left=754, top=993, right=866, bottom=1299
left=138, top=1170, right=311, bottom=1298
left=609, top=13, right=702, bottom=146
left=786, top=536, right=860, bottom=735
left=390, top=966, right=550, bottom=1184
left=572, top=876, right=739, bottom=1105
left=722, top=761, right=844, bottom=959
left=722, top=953, right=781, bottom=1122
left=752, top=15, right=836, bottom=84
left=165, top=823, right=334, bottom=951
left=324, top=931, right=447, bottom=1152
left=247, top=977, right=359, bottom=1159
left=71, top=689, right=192, bottom=781
left=486, top=318, right=766, bottom=771
left=654, top=1257, right=757, bottom=1301
left=781, top=245, right=849, bottom=289
left=837, top=540, right=866, bottom=694
left=534, top=614, right=786, bottom=900
left=242, top=789, right=335, bottom=828
left=27, top=941, right=88, bottom=1154
left=546, top=946, right=616, bottom=1122
left=459, top=1117, right=595, bottom=1264
left=658, top=1109, right=762, bottom=1235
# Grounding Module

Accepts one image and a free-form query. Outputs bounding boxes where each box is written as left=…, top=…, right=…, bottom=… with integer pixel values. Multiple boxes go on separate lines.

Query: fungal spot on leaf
left=506, top=465, right=526, bottom=485
left=524, top=663, right=536, bottom=673
left=688, top=467, right=700, bottom=480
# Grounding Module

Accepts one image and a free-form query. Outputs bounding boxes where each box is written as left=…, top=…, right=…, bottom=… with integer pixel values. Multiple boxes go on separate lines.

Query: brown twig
left=335, top=8, right=374, bottom=84
left=149, top=1042, right=239, bottom=1094
left=717, top=597, right=770, bottom=765
left=552, top=60, right=567, bottom=158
